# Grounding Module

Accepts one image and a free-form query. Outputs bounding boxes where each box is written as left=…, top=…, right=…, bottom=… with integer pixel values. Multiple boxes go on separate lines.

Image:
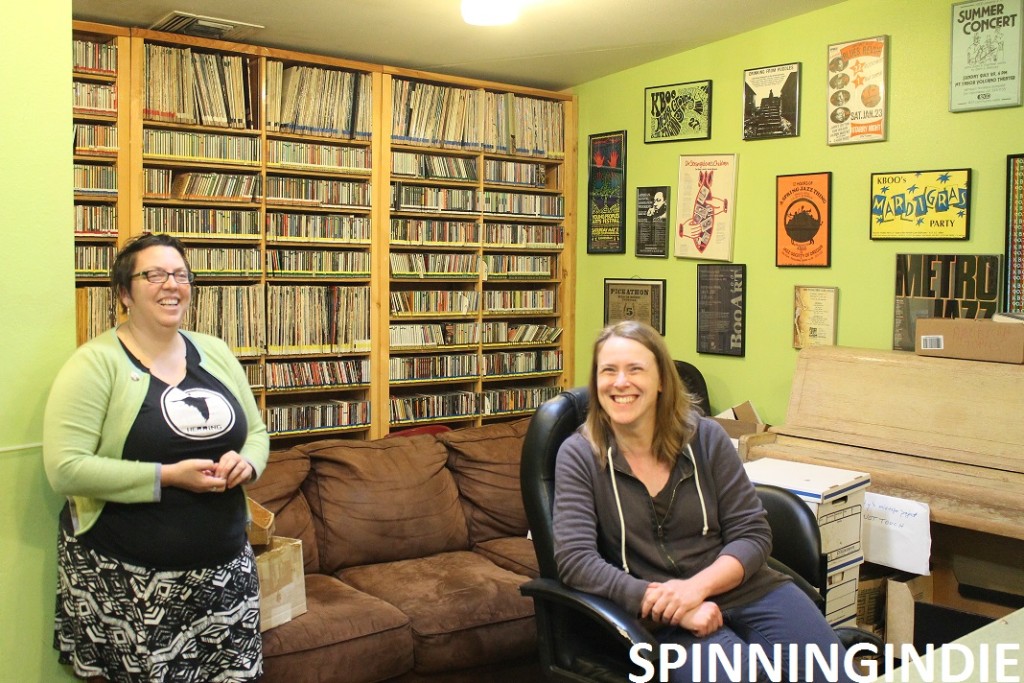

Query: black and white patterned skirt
left=54, top=525, right=262, bottom=682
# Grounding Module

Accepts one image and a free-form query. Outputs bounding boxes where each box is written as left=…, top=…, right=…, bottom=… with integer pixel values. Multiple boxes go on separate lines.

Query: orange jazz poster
left=776, top=172, right=831, bottom=267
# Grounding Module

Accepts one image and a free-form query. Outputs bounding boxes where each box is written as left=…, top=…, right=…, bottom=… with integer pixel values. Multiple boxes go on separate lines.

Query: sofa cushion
left=248, top=447, right=320, bottom=571
left=261, top=573, right=413, bottom=683
left=472, top=536, right=539, bottom=579
left=442, top=419, right=530, bottom=544
left=338, top=551, right=536, bottom=674
left=301, top=435, right=469, bottom=573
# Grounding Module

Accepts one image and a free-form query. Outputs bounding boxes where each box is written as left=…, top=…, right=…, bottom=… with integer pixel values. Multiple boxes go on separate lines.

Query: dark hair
left=583, top=320, right=697, bottom=467
left=111, top=233, right=191, bottom=313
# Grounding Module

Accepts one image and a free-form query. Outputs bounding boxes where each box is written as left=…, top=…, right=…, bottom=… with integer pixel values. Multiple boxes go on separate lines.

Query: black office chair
left=674, top=359, right=711, bottom=416
left=519, top=387, right=882, bottom=682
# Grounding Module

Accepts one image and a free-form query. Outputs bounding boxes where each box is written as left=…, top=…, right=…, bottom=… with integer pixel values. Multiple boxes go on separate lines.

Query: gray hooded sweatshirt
left=553, top=416, right=788, bottom=616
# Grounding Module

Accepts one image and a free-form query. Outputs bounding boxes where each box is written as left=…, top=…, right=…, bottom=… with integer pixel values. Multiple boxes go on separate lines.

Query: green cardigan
left=43, top=327, right=269, bottom=535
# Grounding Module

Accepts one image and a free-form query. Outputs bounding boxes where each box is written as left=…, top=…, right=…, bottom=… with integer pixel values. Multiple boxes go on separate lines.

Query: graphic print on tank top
left=161, top=385, right=237, bottom=440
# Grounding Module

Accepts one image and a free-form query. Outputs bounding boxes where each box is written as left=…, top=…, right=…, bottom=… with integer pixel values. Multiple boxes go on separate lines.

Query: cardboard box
left=713, top=401, right=769, bottom=441
left=743, top=457, right=870, bottom=573
left=856, top=563, right=895, bottom=629
left=884, top=573, right=934, bottom=648
left=255, top=537, right=307, bottom=631
left=915, top=317, right=1024, bottom=364
left=246, top=497, right=275, bottom=547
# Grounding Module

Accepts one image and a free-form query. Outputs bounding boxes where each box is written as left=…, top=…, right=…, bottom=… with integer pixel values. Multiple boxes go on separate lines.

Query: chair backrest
left=520, top=386, right=590, bottom=579
left=674, top=359, right=712, bottom=416
left=754, top=483, right=824, bottom=590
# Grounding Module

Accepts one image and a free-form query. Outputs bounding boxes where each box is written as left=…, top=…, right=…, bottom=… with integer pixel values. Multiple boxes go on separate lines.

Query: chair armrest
left=520, top=577, right=658, bottom=659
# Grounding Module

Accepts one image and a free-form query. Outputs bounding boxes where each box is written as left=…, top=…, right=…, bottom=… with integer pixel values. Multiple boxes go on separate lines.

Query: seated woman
left=552, top=321, right=852, bottom=682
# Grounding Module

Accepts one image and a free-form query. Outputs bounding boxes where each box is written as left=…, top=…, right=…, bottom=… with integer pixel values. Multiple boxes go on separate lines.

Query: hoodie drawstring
left=608, top=443, right=709, bottom=574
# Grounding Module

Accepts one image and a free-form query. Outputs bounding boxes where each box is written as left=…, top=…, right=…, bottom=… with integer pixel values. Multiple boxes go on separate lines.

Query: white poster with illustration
left=674, top=154, right=737, bottom=262
left=950, top=0, right=1023, bottom=111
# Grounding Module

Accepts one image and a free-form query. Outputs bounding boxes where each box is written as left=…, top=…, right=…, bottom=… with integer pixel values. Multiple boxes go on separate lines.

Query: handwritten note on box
left=862, top=492, right=931, bottom=575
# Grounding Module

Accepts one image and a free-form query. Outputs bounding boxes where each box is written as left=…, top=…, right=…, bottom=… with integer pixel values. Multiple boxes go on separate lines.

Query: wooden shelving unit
left=72, top=21, right=576, bottom=441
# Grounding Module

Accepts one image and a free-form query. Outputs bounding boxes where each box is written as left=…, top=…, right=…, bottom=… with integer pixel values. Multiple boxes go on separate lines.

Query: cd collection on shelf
left=71, top=22, right=574, bottom=440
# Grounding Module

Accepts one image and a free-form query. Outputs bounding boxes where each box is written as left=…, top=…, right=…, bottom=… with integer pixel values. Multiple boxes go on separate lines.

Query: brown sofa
left=246, top=418, right=541, bottom=683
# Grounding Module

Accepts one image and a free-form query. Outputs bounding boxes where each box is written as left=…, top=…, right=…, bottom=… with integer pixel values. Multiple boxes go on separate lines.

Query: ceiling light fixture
left=461, top=0, right=521, bottom=26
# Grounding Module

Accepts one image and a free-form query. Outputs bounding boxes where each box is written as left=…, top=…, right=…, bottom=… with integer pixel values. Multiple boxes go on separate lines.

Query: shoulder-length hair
left=583, top=321, right=698, bottom=468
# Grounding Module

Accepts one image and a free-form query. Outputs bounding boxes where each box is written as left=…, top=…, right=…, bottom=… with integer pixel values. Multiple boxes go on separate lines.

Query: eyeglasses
left=131, top=269, right=195, bottom=284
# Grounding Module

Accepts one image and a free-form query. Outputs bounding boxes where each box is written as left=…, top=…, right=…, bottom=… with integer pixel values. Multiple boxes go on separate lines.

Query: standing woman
left=44, top=233, right=269, bottom=682
left=553, top=321, right=851, bottom=682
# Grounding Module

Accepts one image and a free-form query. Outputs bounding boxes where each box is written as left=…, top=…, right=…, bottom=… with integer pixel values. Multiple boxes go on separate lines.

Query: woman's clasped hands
left=641, top=578, right=724, bottom=637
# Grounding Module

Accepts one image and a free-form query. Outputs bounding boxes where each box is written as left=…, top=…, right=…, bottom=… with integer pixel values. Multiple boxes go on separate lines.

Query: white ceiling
left=73, top=0, right=847, bottom=91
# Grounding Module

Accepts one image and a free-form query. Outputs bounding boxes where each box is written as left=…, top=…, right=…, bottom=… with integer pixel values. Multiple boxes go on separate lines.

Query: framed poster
left=892, top=253, right=1002, bottom=350
left=696, top=264, right=745, bottom=356
left=950, top=0, right=1023, bottom=112
left=827, top=35, right=888, bottom=145
left=587, top=131, right=627, bottom=253
left=644, top=80, right=713, bottom=143
left=675, top=154, right=737, bottom=262
left=793, top=286, right=838, bottom=349
left=636, top=186, right=670, bottom=258
left=777, top=172, right=831, bottom=267
left=870, top=168, right=971, bottom=240
left=1007, top=153, right=1024, bottom=311
left=743, top=62, right=801, bottom=140
left=603, top=278, right=666, bottom=335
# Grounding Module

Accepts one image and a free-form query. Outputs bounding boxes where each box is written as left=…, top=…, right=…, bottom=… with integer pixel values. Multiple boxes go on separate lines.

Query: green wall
left=0, top=1, right=77, bottom=680
left=2, top=0, right=1019, bottom=678
left=572, top=0, right=1018, bottom=425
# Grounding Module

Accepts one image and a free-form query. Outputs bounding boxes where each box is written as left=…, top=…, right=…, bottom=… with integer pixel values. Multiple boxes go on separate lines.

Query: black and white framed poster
left=696, top=264, right=746, bottom=356
left=635, top=186, right=670, bottom=258
left=743, top=62, right=801, bottom=140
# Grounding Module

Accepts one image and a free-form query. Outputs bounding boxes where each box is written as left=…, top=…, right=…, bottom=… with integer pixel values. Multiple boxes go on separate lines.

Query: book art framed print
left=696, top=264, right=746, bottom=356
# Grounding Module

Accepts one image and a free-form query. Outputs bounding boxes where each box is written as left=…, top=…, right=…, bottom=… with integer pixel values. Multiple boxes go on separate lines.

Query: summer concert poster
left=950, top=0, right=1023, bottom=111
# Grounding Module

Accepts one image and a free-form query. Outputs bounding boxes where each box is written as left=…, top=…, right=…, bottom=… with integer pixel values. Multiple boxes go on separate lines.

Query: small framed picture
left=869, top=168, right=971, bottom=240
left=635, top=186, right=670, bottom=258
left=604, top=278, right=666, bottom=335
left=793, top=285, right=838, bottom=349
left=1006, top=153, right=1024, bottom=312
left=643, top=80, right=712, bottom=143
left=696, top=264, right=746, bottom=356
left=743, top=62, right=801, bottom=140
left=776, top=172, right=831, bottom=267
left=827, top=36, right=888, bottom=145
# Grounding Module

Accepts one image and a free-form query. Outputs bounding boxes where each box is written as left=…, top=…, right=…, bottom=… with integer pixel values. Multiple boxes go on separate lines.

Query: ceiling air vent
left=150, top=11, right=264, bottom=42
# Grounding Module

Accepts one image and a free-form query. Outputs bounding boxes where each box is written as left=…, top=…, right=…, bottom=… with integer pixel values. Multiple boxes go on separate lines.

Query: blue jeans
left=655, top=582, right=854, bottom=683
